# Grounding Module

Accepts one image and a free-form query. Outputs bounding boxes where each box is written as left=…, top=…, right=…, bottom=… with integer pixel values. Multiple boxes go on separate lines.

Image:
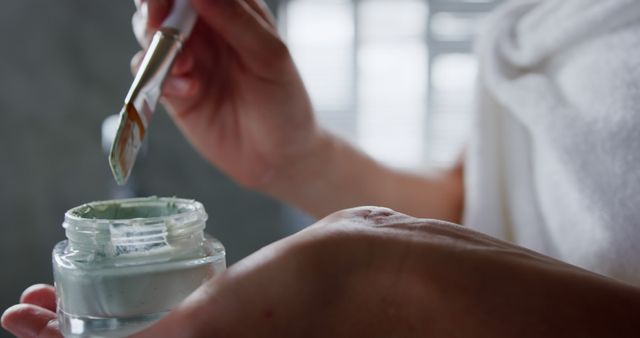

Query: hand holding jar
left=5, top=207, right=640, bottom=338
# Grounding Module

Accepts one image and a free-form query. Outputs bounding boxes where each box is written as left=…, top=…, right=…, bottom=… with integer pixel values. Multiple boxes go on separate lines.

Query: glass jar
left=52, top=197, right=226, bottom=338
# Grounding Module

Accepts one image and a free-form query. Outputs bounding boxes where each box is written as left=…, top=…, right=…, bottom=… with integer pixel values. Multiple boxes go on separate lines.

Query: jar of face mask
left=52, top=197, right=226, bottom=338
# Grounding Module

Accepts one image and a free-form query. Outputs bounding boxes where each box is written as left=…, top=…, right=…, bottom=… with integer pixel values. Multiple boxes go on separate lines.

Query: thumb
left=191, top=0, right=290, bottom=72
left=132, top=0, right=172, bottom=48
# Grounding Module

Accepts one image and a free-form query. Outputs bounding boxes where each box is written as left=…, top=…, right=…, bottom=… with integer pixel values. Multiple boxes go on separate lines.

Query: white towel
left=464, top=0, right=640, bottom=286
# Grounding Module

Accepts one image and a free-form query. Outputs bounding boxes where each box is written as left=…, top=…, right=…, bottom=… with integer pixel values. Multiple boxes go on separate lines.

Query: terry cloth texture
left=464, top=0, right=640, bottom=286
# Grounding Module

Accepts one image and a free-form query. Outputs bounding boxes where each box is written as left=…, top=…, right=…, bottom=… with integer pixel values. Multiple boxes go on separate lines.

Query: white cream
left=53, top=197, right=225, bottom=337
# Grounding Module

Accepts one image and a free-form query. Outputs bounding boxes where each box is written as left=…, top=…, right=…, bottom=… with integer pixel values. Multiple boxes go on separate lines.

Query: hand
left=1, top=285, right=61, bottom=338
left=133, top=0, right=320, bottom=189
left=7, top=207, right=640, bottom=337
left=132, top=207, right=640, bottom=337
left=133, top=0, right=465, bottom=220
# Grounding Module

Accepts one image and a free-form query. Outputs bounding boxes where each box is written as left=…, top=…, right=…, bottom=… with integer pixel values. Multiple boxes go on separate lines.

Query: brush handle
left=162, top=0, right=198, bottom=39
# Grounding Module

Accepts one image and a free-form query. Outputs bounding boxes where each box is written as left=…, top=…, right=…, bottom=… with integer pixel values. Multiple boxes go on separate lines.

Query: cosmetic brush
left=109, top=0, right=197, bottom=185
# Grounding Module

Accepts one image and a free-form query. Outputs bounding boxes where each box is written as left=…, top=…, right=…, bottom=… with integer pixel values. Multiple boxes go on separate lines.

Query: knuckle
left=323, top=206, right=399, bottom=225
left=323, top=207, right=368, bottom=222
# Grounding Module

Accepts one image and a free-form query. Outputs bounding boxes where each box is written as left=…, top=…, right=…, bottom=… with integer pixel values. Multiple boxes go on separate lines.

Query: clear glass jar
left=52, top=197, right=226, bottom=338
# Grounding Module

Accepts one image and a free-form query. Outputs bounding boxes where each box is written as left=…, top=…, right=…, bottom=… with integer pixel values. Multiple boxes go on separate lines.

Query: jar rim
left=62, top=197, right=208, bottom=252
left=64, top=196, right=205, bottom=224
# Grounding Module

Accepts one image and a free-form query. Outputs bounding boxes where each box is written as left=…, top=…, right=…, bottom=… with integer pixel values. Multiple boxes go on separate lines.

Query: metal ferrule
left=124, top=27, right=185, bottom=126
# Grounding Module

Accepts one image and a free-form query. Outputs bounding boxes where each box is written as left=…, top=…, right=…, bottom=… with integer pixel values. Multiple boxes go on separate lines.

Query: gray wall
left=0, top=1, right=305, bottom=337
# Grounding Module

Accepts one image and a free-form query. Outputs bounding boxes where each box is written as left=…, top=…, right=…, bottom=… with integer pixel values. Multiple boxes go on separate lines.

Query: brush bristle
left=108, top=105, right=145, bottom=185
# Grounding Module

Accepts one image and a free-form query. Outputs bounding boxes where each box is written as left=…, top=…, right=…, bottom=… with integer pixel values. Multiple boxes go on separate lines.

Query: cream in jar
left=52, top=197, right=226, bottom=337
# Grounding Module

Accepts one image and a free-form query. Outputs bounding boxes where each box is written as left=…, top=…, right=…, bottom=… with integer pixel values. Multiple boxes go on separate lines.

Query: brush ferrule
left=125, top=28, right=184, bottom=127
left=109, top=29, right=184, bottom=186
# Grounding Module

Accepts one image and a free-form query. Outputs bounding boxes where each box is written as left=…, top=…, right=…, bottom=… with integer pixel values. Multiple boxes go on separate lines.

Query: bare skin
left=3, top=208, right=640, bottom=338
left=131, top=0, right=464, bottom=221
left=2, top=1, right=640, bottom=337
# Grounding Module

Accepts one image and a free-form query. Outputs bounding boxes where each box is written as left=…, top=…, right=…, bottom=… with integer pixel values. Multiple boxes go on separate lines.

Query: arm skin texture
left=132, top=0, right=465, bottom=222
left=4, top=211, right=640, bottom=338
left=130, top=208, right=640, bottom=338
left=263, top=131, right=465, bottom=222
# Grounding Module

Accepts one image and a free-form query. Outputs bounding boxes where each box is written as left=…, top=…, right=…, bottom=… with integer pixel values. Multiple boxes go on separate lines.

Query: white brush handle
left=162, top=0, right=198, bottom=38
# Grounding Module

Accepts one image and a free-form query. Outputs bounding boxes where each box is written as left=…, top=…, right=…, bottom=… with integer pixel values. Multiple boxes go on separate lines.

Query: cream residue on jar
left=53, top=197, right=225, bottom=338
left=70, top=196, right=185, bottom=219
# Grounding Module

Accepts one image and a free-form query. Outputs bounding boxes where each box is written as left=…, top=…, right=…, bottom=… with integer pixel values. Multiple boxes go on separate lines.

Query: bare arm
left=133, top=0, right=463, bottom=222
left=264, top=132, right=465, bottom=221
left=6, top=209, right=640, bottom=338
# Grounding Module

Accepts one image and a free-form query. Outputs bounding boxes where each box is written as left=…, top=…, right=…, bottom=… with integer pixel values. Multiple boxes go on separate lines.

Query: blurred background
left=0, top=0, right=500, bottom=336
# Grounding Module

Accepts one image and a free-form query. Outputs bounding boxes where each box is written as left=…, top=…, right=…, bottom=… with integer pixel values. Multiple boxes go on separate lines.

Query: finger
left=130, top=50, right=145, bottom=75
left=132, top=0, right=172, bottom=48
left=147, top=0, right=171, bottom=29
left=244, top=0, right=277, bottom=29
left=132, top=0, right=152, bottom=47
left=20, top=285, right=57, bottom=312
left=171, top=50, right=195, bottom=76
left=1, top=304, right=61, bottom=338
left=191, top=0, right=288, bottom=71
left=131, top=47, right=195, bottom=100
left=164, top=75, right=199, bottom=98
